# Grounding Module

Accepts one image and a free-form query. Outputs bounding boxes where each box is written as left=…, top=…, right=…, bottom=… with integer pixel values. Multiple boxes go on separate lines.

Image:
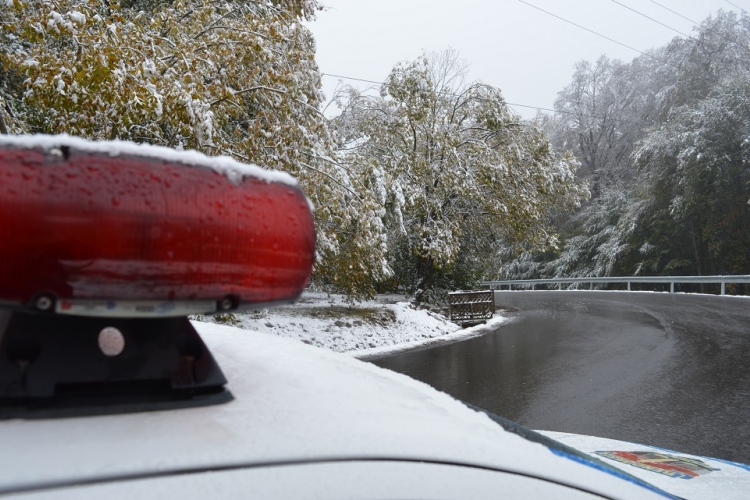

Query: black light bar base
left=0, top=311, right=232, bottom=419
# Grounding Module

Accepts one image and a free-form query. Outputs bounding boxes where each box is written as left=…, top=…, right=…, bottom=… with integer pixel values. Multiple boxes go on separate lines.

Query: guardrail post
left=627, top=282, right=631, bottom=291
left=589, top=282, right=593, bottom=290
left=670, top=282, right=674, bottom=293
left=721, top=282, right=726, bottom=295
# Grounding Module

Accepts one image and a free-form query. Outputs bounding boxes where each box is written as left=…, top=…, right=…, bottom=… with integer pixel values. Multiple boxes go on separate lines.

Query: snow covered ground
left=192, top=292, right=507, bottom=359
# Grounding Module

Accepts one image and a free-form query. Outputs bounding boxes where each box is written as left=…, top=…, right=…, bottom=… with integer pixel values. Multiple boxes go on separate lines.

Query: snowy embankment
left=193, top=292, right=506, bottom=359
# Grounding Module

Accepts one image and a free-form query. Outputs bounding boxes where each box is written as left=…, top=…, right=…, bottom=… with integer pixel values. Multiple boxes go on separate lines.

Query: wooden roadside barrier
left=448, top=290, right=495, bottom=326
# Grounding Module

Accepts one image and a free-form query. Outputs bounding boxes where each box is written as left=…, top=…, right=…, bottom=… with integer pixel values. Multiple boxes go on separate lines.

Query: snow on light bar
left=0, top=135, right=315, bottom=317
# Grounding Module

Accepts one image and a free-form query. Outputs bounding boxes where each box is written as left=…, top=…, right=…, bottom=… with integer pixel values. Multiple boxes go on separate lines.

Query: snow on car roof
left=0, top=323, right=666, bottom=499
left=0, top=134, right=298, bottom=187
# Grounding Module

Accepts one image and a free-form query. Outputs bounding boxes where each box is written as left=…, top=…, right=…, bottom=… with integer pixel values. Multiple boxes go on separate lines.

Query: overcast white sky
left=306, top=0, right=748, bottom=118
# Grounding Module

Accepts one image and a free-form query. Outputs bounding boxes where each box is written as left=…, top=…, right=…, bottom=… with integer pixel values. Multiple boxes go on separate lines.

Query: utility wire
left=651, top=0, right=743, bottom=49
left=649, top=0, right=699, bottom=25
left=608, top=0, right=692, bottom=38
left=725, top=1, right=748, bottom=15
left=609, top=0, right=734, bottom=55
left=324, top=2, right=729, bottom=119
left=518, top=0, right=681, bottom=71
left=323, top=73, right=382, bottom=86
left=325, top=2, right=739, bottom=121
left=518, top=0, right=652, bottom=58
left=322, top=72, right=582, bottom=118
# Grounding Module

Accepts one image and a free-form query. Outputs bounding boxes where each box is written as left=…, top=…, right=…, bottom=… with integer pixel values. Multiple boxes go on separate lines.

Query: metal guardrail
left=448, top=290, right=495, bottom=325
left=481, top=275, right=750, bottom=295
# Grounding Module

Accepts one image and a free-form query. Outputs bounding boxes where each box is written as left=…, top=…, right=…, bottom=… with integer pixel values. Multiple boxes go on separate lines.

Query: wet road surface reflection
left=371, top=291, right=750, bottom=463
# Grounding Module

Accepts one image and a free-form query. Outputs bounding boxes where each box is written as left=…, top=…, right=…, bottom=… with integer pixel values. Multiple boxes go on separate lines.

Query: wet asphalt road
left=371, top=291, right=750, bottom=463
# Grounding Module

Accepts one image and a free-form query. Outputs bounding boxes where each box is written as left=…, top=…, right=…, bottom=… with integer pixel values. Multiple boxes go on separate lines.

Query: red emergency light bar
left=0, top=136, right=315, bottom=317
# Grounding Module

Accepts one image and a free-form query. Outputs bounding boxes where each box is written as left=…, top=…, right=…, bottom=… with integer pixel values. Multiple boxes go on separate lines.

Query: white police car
left=0, top=136, right=747, bottom=499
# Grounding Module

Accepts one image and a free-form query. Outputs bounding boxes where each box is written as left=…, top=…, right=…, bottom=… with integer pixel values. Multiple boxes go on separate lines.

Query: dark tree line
left=500, top=10, right=750, bottom=288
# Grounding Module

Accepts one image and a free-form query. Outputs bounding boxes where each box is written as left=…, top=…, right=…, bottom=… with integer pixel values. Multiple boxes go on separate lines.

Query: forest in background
left=1, top=1, right=748, bottom=301
left=502, top=10, right=750, bottom=287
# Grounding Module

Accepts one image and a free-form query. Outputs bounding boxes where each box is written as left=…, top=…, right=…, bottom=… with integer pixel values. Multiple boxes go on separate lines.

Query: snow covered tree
left=504, top=10, right=750, bottom=283
left=634, top=74, right=750, bottom=277
left=628, top=11, right=750, bottom=278
left=550, top=55, right=667, bottom=196
left=528, top=52, right=673, bottom=279
left=0, top=0, right=324, bottom=160
left=0, top=0, right=390, bottom=298
left=335, top=51, right=586, bottom=302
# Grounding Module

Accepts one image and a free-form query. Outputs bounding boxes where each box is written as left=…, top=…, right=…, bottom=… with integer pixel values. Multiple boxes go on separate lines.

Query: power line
left=323, top=2, right=725, bottom=119
left=649, top=1, right=699, bottom=25
left=609, top=0, right=734, bottom=55
left=651, top=0, right=744, bottom=49
left=725, top=0, right=748, bottom=15
left=333, top=77, right=648, bottom=127
left=518, top=0, right=681, bottom=71
left=608, top=0, right=692, bottom=39
left=323, top=73, right=382, bottom=86
left=321, top=72, right=608, bottom=120
left=518, top=0, right=652, bottom=58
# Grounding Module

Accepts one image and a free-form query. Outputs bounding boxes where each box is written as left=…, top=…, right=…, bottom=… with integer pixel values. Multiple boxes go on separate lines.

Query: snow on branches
left=0, top=0, right=323, bottom=161
left=334, top=50, right=586, bottom=300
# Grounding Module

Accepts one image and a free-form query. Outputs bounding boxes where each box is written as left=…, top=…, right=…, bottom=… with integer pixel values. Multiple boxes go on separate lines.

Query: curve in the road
left=371, top=291, right=750, bottom=464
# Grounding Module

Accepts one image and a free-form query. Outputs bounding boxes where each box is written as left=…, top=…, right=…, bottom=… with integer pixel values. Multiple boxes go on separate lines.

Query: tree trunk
left=0, top=109, right=8, bottom=135
left=414, top=255, right=435, bottom=305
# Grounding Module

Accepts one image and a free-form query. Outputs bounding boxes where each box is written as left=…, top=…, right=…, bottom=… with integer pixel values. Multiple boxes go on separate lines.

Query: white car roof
left=5, top=461, right=614, bottom=500
left=542, top=431, right=750, bottom=500
left=0, top=322, right=671, bottom=499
